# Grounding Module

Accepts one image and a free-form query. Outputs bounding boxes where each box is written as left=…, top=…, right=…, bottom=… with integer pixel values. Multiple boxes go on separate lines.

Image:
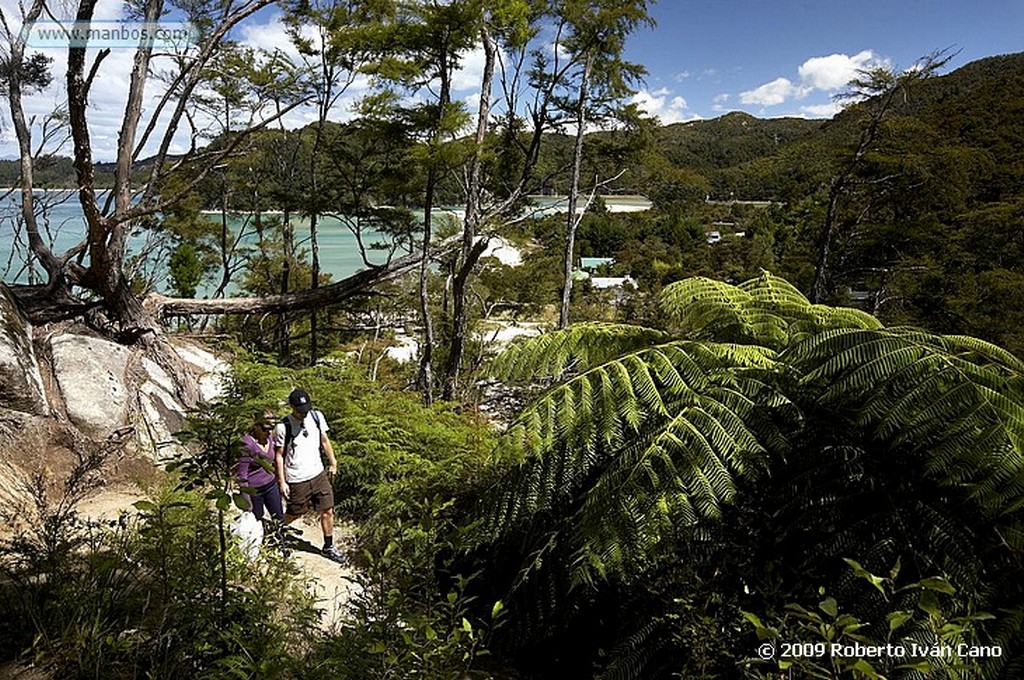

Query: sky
left=626, top=0, right=1024, bottom=123
left=1, top=0, right=1022, bottom=161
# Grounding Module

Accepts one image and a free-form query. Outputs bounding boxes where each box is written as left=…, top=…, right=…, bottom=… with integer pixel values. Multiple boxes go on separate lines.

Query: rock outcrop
left=50, top=334, right=134, bottom=440
left=0, top=286, right=48, bottom=416
left=0, top=283, right=229, bottom=509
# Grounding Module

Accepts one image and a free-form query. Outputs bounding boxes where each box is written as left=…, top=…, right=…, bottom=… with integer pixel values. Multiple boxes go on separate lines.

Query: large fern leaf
left=786, top=327, right=1024, bottom=517
left=481, top=340, right=792, bottom=585
left=659, top=272, right=881, bottom=349
left=492, top=323, right=674, bottom=383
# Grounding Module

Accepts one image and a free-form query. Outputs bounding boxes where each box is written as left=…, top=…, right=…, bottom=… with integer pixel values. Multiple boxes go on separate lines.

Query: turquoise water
left=0, top=191, right=398, bottom=293
left=1, top=191, right=649, bottom=292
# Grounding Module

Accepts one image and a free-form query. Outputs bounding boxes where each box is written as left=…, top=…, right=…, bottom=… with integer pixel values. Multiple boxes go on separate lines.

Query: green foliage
left=742, top=560, right=997, bottom=679
left=231, top=355, right=504, bottom=545
left=168, top=241, right=206, bottom=298
left=491, top=321, right=673, bottom=381
left=0, top=479, right=318, bottom=677
left=306, top=497, right=503, bottom=679
left=0, top=51, right=54, bottom=93
left=474, top=272, right=1024, bottom=678
left=659, top=271, right=882, bottom=348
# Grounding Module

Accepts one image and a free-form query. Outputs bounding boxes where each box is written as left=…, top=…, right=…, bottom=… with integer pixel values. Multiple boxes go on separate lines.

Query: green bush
left=0, top=480, right=319, bottom=678
left=230, top=357, right=509, bottom=550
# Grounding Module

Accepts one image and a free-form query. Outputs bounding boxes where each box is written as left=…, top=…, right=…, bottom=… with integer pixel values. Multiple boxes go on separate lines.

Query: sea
left=0, top=190, right=650, bottom=294
left=0, top=189, right=410, bottom=294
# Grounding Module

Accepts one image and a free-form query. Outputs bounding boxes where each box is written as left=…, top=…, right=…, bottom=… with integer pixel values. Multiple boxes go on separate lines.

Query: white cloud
left=738, top=50, right=887, bottom=111
left=711, top=93, right=733, bottom=113
left=452, top=46, right=487, bottom=92
left=800, top=102, right=843, bottom=118
left=740, top=77, right=801, bottom=106
left=237, top=15, right=307, bottom=63
left=798, top=50, right=880, bottom=90
left=629, top=88, right=696, bottom=125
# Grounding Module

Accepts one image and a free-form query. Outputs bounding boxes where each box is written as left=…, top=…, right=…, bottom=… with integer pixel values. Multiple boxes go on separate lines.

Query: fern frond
left=484, top=341, right=790, bottom=583
left=788, top=328, right=1024, bottom=517
left=492, top=323, right=673, bottom=382
left=659, top=272, right=881, bottom=349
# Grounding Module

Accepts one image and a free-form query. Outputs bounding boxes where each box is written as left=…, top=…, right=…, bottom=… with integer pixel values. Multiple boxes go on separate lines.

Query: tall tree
left=1, top=0, right=66, bottom=296
left=192, top=44, right=306, bottom=301
left=285, top=0, right=365, bottom=364
left=353, top=0, right=479, bottom=404
left=810, top=50, right=952, bottom=303
left=440, top=0, right=536, bottom=401
left=550, top=0, right=653, bottom=329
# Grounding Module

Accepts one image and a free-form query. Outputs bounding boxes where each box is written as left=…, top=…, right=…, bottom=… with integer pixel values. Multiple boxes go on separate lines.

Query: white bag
left=230, top=511, right=264, bottom=560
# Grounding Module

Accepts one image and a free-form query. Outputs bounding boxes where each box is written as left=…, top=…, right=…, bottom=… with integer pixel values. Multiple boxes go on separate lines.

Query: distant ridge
left=2, top=52, right=1021, bottom=201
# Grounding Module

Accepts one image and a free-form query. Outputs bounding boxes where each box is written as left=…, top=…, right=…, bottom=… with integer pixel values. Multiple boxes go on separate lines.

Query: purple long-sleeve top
left=237, top=433, right=277, bottom=489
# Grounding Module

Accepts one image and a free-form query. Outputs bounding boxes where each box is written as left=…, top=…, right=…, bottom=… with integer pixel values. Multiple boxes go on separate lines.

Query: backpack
left=280, top=411, right=326, bottom=461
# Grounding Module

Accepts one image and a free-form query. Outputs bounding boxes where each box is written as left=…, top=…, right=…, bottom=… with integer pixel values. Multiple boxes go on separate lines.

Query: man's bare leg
left=320, top=508, right=334, bottom=543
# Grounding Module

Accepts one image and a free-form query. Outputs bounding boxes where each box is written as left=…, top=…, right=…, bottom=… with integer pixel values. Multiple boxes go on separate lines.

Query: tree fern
left=659, top=271, right=881, bottom=349
left=787, top=328, right=1024, bottom=517
left=492, top=323, right=673, bottom=382
left=474, top=273, right=1024, bottom=678
left=480, top=340, right=790, bottom=587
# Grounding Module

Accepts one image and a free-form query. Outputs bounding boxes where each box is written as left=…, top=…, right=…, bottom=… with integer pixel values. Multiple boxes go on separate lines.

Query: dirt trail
left=76, top=487, right=362, bottom=629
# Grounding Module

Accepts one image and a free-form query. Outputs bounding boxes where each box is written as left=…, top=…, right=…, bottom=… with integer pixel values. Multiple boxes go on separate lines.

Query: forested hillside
left=571, top=51, right=1024, bottom=354
left=6, top=52, right=1021, bottom=356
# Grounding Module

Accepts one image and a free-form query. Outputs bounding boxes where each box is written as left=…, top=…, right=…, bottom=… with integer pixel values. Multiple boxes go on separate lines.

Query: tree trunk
left=308, top=117, right=328, bottom=365
left=416, top=36, right=457, bottom=405
left=213, top=178, right=231, bottom=299
left=143, top=238, right=436, bottom=318
left=418, top=168, right=438, bottom=405
left=811, top=86, right=900, bottom=303
left=310, top=210, right=321, bottom=363
left=3, top=0, right=65, bottom=290
left=442, top=25, right=495, bottom=402
left=810, top=179, right=843, bottom=304
left=559, top=53, right=593, bottom=329
left=277, top=208, right=291, bottom=358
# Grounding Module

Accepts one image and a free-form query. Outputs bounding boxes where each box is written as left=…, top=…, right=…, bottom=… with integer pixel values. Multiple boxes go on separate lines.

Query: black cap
left=288, top=388, right=312, bottom=414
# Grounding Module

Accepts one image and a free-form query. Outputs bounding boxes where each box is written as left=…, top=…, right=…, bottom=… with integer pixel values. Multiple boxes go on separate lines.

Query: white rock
left=141, top=357, right=176, bottom=397
left=0, top=285, right=48, bottom=415
left=171, top=339, right=229, bottom=401
left=384, top=334, right=420, bottom=364
left=50, top=334, right=132, bottom=439
left=479, top=236, right=522, bottom=267
left=137, top=382, right=186, bottom=461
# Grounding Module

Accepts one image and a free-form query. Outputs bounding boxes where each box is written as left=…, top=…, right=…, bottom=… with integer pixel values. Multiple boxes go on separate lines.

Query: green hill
left=705, top=52, right=1024, bottom=202
left=655, top=111, right=820, bottom=176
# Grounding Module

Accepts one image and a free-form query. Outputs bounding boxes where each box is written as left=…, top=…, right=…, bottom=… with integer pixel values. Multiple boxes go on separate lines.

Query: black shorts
left=286, top=471, right=334, bottom=516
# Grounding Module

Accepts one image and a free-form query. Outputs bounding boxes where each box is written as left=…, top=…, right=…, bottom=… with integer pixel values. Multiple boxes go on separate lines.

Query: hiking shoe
left=321, top=544, right=347, bottom=564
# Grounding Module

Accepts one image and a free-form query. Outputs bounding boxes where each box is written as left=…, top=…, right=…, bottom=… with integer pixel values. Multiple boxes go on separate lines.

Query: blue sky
left=1, top=0, right=1022, bottom=159
left=623, top=0, right=1024, bottom=122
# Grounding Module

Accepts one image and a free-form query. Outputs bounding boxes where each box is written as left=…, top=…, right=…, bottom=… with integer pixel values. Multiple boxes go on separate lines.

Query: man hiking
left=274, top=387, right=346, bottom=563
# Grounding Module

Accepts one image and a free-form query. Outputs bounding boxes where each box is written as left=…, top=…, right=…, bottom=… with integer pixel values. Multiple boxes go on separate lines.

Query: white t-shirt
left=274, top=410, right=330, bottom=483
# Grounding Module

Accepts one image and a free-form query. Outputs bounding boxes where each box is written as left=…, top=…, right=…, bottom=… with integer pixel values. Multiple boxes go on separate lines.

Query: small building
left=590, top=276, right=635, bottom=290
